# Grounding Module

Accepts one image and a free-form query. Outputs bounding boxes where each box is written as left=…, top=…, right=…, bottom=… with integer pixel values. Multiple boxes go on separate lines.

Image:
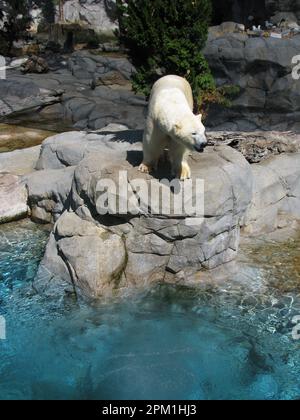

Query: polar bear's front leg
left=180, top=160, right=191, bottom=181
left=169, top=145, right=191, bottom=180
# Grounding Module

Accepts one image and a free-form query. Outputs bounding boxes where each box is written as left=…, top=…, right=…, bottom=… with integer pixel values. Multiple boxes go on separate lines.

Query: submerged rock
left=0, top=124, right=55, bottom=153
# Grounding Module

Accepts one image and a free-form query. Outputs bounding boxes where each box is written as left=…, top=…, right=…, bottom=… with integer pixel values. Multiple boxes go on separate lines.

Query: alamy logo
left=0, top=316, right=6, bottom=340
left=292, top=55, right=300, bottom=80
left=95, top=171, right=205, bottom=226
left=0, top=55, right=6, bottom=80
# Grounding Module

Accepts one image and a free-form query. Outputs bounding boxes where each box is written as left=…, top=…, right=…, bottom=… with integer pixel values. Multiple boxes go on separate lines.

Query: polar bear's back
left=150, top=75, right=194, bottom=111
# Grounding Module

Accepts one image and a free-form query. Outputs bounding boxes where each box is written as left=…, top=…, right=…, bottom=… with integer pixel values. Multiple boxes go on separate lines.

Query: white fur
left=139, top=75, right=206, bottom=180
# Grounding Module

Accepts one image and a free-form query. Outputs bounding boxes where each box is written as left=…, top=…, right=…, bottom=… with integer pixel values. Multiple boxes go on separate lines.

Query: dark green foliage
left=36, top=0, right=56, bottom=24
left=0, top=0, right=32, bottom=55
left=116, top=0, right=215, bottom=109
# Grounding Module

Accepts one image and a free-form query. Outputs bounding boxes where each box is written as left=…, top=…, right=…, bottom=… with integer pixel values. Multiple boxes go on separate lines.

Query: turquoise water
left=0, top=220, right=300, bottom=400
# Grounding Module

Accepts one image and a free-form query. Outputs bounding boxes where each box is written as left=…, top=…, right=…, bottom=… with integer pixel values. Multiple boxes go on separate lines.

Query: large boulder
left=34, top=129, right=254, bottom=298
left=35, top=211, right=126, bottom=299
left=36, top=129, right=143, bottom=170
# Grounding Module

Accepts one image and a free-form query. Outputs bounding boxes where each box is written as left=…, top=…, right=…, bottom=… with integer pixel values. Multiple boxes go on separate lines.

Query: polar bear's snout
left=193, top=133, right=208, bottom=153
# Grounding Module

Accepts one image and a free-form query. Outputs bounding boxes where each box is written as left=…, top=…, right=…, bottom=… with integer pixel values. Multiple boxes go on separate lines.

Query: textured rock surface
left=5, top=51, right=146, bottom=130
left=26, top=167, right=75, bottom=224
left=266, top=0, right=300, bottom=22
left=0, top=79, right=63, bottom=119
left=244, top=153, right=300, bottom=235
left=207, top=131, right=300, bottom=163
left=35, top=211, right=126, bottom=298
left=62, top=0, right=117, bottom=33
left=204, top=33, right=300, bottom=131
left=0, top=174, right=28, bottom=223
left=0, top=146, right=41, bottom=175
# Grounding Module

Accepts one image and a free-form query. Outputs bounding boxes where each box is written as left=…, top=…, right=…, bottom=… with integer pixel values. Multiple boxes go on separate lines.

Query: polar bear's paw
left=180, top=162, right=191, bottom=181
left=138, top=163, right=152, bottom=174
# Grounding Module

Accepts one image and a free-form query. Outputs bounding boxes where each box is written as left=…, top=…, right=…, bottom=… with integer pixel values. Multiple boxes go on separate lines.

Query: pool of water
left=0, top=220, right=300, bottom=400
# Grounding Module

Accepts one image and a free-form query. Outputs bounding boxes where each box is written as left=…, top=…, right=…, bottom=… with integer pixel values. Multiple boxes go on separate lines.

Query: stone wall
left=204, top=31, right=300, bottom=132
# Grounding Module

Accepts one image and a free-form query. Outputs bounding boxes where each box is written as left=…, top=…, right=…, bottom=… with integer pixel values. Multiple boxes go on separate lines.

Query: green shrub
left=199, top=84, right=241, bottom=119
left=116, top=0, right=215, bottom=110
left=35, top=0, right=56, bottom=24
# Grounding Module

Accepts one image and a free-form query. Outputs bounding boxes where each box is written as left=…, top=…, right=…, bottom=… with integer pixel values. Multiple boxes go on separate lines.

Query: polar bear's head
left=173, top=114, right=207, bottom=153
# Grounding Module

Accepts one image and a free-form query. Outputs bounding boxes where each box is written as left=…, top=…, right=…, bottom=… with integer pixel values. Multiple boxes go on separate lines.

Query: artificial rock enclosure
left=1, top=0, right=300, bottom=402
left=1, top=0, right=300, bottom=299
left=0, top=128, right=299, bottom=299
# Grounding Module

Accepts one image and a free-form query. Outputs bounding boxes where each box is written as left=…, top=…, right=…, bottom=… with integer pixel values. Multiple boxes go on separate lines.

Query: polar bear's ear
left=196, top=114, right=203, bottom=122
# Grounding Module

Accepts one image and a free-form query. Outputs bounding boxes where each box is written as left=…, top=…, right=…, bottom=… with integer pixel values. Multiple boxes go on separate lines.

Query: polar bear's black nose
left=194, top=136, right=208, bottom=153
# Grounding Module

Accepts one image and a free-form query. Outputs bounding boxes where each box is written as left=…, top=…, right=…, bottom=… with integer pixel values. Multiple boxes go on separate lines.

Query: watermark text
left=0, top=316, right=6, bottom=340
left=0, top=55, right=6, bottom=80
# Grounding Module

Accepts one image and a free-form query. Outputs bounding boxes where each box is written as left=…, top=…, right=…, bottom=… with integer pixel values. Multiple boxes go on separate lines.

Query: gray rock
left=4, top=51, right=146, bottom=130
left=63, top=0, right=117, bottom=33
left=36, top=211, right=126, bottom=298
left=26, top=167, right=75, bottom=223
left=204, top=32, right=300, bottom=131
left=34, top=130, right=254, bottom=298
left=0, top=146, right=41, bottom=176
left=0, top=174, right=28, bottom=224
left=0, top=79, right=63, bottom=119
left=36, top=129, right=143, bottom=170
left=244, top=153, right=300, bottom=234
left=270, top=12, right=298, bottom=25
left=207, top=131, right=300, bottom=163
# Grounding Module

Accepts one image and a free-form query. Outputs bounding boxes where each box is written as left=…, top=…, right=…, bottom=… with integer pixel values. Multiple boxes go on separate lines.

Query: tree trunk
left=59, top=0, right=64, bottom=22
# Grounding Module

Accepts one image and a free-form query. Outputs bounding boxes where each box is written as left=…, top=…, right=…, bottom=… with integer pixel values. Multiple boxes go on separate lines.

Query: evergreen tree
left=116, top=0, right=215, bottom=109
left=0, top=0, right=32, bottom=55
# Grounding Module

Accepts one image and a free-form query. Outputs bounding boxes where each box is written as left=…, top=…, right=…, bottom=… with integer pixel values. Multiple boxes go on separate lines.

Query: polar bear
left=139, top=75, right=207, bottom=180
